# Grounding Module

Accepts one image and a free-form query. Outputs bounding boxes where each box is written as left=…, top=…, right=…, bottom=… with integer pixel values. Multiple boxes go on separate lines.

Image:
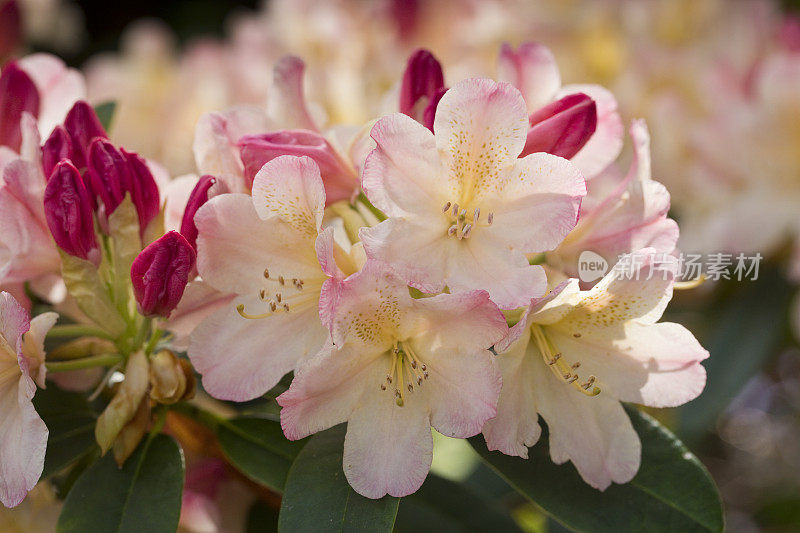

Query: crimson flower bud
left=180, top=175, right=218, bottom=249
left=521, top=93, right=597, bottom=160
left=131, top=231, right=195, bottom=318
left=239, top=131, right=356, bottom=202
left=0, top=62, right=39, bottom=152
left=63, top=100, right=108, bottom=168
left=42, top=125, right=73, bottom=178
left=85, top=137, right=129, bottom=215
left=121, top=148, right=160, bottom=233
left=399, top=49, right=445, bottom=131
left=43, top=160, right=97, bottom=260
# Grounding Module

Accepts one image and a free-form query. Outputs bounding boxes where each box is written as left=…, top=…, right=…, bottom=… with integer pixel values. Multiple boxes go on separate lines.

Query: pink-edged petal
left=343, top=384, right=433, bottom=499
left=483, top=329, right=542, bottom=457
left=0, top=290, right=28, bottom=347
left=534, top=365, right=641, bottom=490
left=557, top=84, right=622, bottom=179
left=486, top=153, right=585, bottom=252
left=194, top=194, right=322, bottom=296
left=360, top=218, right=454, bottom=295
left=415, top=290, right=507, bottom=351
left=21, top=312, right=57, bottom=388
left=17, top=53, right=85, bottom=137
left=0, top=373, right=47, bottom=507
left=163, top=280, right=234, bottom=351
left=548, top=322, right=708, bottom=408
left=189, top=295, right=327, bottom=402
left=268, top=56, right=319, bottom=132
left=251, top=155, right=325, bottom=236
left=433, top=78, right=529, bottom=203
left=497, top=42, right=561, bottom=112
left=193, top=105, right=272, bottom=193
left=420, top=342, right=501, bottom=438
left=362, top=113, right=445, bottom=217
left=445, top=233, right=547, bottom=310
left=314, top=227, right=343, bottom=330
left=278, top=342, right=377, bottom=441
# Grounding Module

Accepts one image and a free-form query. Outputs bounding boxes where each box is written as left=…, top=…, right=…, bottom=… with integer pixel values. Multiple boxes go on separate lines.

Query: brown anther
left=573, top=333, right=582, bottom=338
left=380, top=384, right=386, bottom=391
left=473, top=207, right=480, bottom=223
left=421, top=364, right=427, bottom=371
left=407, top=384, right=414, bottom=392
left=487, top=212, right=494, bottom=225
left=567, top=375, right=579, bottom=383
left=269, top=302, right=277, bottom=312
left=263, top=268, right=270, bottom=278
left=283, top=303, right=290, bottom=312
left=386, top=375, right=392, bottom=384
left=276, top=293, right=282, bottom=303
left=423, top=371, right=429, bottom=379
left=442, top=201, right=451, bottom=212
left=411, top=360, right=417, bottom=369
left=571, top=362, right=581, bottom=369
left=452, top=203, right=459, bottom=216
left=582, top=376, right=597, bottom=390
left=447, top=225, right=458, bottom=236
left=417, top=377, right=423, bottom=385
left=462, top=223, right=472, bottom=238
left=259, top=289, right=267, bottom=300
left=278, top=276, right=285, bottom=285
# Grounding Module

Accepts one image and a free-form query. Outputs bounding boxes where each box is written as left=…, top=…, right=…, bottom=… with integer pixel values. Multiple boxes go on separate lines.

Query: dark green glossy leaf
left=396, top=473, right=522, bottom=532
left=56, top=434, right=184, bottom=533
left=677, top=269, right=792, bottom=442
left=278, top=424, right=400, bottom=532
left=33, top=383, right=98, bottom=478
left=469, top=406, right=723, bottom=533
left=217, top=415, right=306, bottom=492
left=247, top=500, right=280, bottom=533
left=94, top=101, right=117, bottom=132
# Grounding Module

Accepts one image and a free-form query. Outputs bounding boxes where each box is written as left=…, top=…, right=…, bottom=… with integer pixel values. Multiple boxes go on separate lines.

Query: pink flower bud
left=239, top=130, right=356, bottom=203
left=85, top=137, right=129, bottom=215
left=0, top=62, right=39, bottom=152
left=399, top=49, right=445, bottom=131
left=521, top=92, right=597, bottom=160
left=43, top=160, right=97, bottom=260
left=121, top=148, right=160, bottom=234
left=179, top=175, right=217, bottom=249
left=63, top=101, right=108, bottom=169
left=84, top=140, right=160, bottom=233
left=42, top=125, right=73, bottom=178
left=131, top=231, right=196, bottom=318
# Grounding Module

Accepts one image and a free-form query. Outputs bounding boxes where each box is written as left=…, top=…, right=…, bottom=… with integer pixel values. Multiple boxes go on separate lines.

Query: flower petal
left=557, top=84, right=622, bottom=179
left=189, top=295, right=327, bottom=401
left=251, top=155, right=325, bottom=236
left=362, top=113, right=445, bottom=217
left=497, top=42, right=561, bottom=112
left=433, top=78, right=529, bottom=204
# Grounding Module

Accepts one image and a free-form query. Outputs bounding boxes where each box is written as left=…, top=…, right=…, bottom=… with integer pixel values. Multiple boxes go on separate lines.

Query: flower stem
left=46, top=353, right=123, bottom=373
left=46, top=324, right=113, bottom=340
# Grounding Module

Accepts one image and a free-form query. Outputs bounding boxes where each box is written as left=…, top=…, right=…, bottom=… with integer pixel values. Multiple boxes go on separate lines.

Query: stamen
left=276, top=293, right=282, bottom=303
left=270, top=301, right=277, bottom=312
left=572, top=362, right=581, bottom=369
left=236, top=304, right=272, bottom=320
left=442, top=201, right=451, bottom=212
left=459, top=209, right=467, bottom=219
left=573, top=333, right=582, bottom=338
left=473, top=207, right=480, bottom=223
left=259, top=289, right=267, bottom=300
left=487, top=212, right=494, bottom=225
left=278, top=276, right=285, bottom=286
left=461, top=223, right=472, bottom=238
left=263, top=268, right=269, bottom=279
left=531, top=325, right=600, bottom=396
left=451, top=203, right=459, bottom=216
left=283, top=303, right=290, bottom=312
left=382, top=342, right=429, bottom=407
left=448, top=225, right=458, bottom=236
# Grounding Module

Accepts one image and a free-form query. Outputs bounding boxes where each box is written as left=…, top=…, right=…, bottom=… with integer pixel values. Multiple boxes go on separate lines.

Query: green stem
left=144, top=328, right=163, bottom=355
left=356, top=192, right=387, bottom=222
left=46, top=353, right=123, bottom=373
left=46, top=324, right=113, bottom=340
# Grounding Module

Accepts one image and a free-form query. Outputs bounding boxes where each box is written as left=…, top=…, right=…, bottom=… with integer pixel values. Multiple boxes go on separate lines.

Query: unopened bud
left=85, top=137, right=129, bottom=217
left=42, top=125, right=72, bottom=178
left=179, top=175, right=218, bottom=249
left=149, top=350, right=188, bottom=404
left=131, top=231, right=196, bottom=318
left=95, top=350, right=148, bottom=454
left=112, top=397, right=150, bottom=466
left=239, top=131, right=356, bottom=203
left=399, top=49, right=445, bottom=131
left=0, top=1, right=22, bottom=61
left=521, top=92, right=597, bottom=159
left=43, top=161, right=98, bottom=260
left=63, top=100, right=108, bottom=169
left=121, top=148, right=160, bottom=234
left=0, top=61, right=39, bottom=152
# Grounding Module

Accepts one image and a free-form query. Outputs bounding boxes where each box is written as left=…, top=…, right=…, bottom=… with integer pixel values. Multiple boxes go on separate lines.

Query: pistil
left=531, top=324, right=600, bottom=396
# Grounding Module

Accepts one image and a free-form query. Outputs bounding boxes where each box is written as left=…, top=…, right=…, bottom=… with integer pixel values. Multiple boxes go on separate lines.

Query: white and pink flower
left=278, top=261, right=507, bottom=498
left=361, top=77, right=586, bottom=309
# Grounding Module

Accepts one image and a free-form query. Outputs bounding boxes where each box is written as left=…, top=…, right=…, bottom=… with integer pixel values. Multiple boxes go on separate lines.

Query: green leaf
left=395, top=473, right=522, bottom=532
left=469, top=406, right=724, bottom=533
left=94, top=101, right=117, bottom=132
left=247, top=500, right=280, bottom=533
left=278, top=424, right=400, bottom=532
left=677, top=269, right=792, bottom=442
left=33, top=383, right=98, bottom=478
left=57, top=434, right=184, bottom=533
left=217, top=415, right=306, bottom=492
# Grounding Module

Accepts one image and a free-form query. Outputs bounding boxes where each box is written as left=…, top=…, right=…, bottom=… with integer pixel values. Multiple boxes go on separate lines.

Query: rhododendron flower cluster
left=0, top=13, right=721, bottom=529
